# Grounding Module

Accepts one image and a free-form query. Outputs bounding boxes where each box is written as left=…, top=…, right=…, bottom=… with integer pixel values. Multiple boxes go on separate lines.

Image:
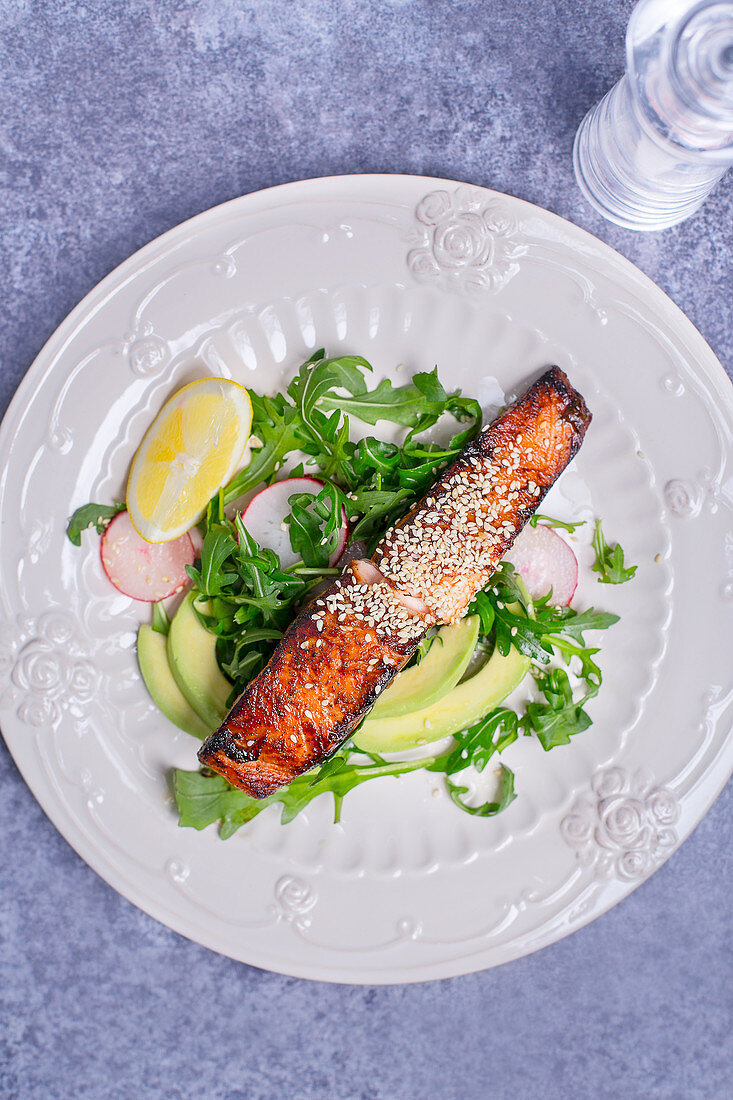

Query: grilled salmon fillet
left=198, top=366, right=591, bottom=796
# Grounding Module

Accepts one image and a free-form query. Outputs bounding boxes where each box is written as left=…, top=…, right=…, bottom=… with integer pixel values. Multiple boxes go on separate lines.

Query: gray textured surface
left=1, top=2, right=731, bottom=1098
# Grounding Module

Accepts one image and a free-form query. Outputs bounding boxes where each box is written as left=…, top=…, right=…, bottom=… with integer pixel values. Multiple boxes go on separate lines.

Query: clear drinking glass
left=574, top=0, right=733, bottom=230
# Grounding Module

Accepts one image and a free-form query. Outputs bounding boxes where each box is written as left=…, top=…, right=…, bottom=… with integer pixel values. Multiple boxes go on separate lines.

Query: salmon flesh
left=198, top=366, right=591, bottom=796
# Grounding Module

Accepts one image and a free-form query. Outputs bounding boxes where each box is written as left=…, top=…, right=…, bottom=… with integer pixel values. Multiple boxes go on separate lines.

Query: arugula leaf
left=186, top=526, right=239, bottom=596
left=446, top=765, right=517, bottom=817
left=219, top=353, right=481, bottom=565
left=222, top=393, right=305, bottom=505
left=173, top=750, right=439, bottom=838
left=283, top=354, right=375, bottom=483
left=348, top=485, right=415, bottom=546
left=428, top=707, right=519, bottom=776
left=533, top=604, right=619, bottom=644
left=184, top=505, right=343, bottom=694
left=529, top=514, right=585, bottom=533
left=174, top=726, right=523, bottom=836
left=493, top=605, right=553, bottom=664
left=470, top=567, right=619, bottom=664
left=174, top=769, right=253, bottom=832
left=286, top=482, right=348, bottom=569
left=463, top=564, right=618, bottom=764
left=412, top=367, right=447, bottom=404
left=66, top=501, right=125, bottom=546
left=316, top=366, right=481, bottom=442
left=318, top=376, right=437, bottom=427
left=521, top=668, right=593, bottom=750
left=287, top=352, right=372, bottom=420
left=414, top=632, right=438, bottom=666
left=351, top=437, right=401, bottom=476
left=592, top=520, right=637, bottom=584
left=468, top=590, right=496, bottom=638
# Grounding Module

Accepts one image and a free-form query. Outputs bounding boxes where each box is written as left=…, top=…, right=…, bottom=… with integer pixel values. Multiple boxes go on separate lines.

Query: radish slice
left=101, top=511, right=195, bottom=601
left=239, top=477, right=348, bottom=568
left=504, top=523, right=578, bottom=606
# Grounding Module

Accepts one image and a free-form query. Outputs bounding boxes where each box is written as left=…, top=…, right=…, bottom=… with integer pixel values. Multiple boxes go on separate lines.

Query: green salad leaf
left=173, top=706, right=525, bottom=837
left=173, top=549, right=619, bottom=836
left=66, top=501, right=125, bottom=546
left=446, top=766, right=517, bottom=818
left=428, top=706, right=520, bottom=776
left=529, top=513, right=585, bottom=533
left=286, top=482, right=349, bottom=569
left=174, top=751, right=440, bottom=838
left=224, top=351, right=482, bottom=548
left=222, top=392, right=305, bottom=505
left=592, top=520, right=637, bottom=584
left=66, top=350, right=623, bottom=836
left=522, top=667, right=593, bottom=750
left=184, top=351, right=484, bottom=698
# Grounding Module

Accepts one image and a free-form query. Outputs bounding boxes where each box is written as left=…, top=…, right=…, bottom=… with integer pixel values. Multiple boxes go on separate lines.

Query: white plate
left=1, top=175, right=731, bottom=984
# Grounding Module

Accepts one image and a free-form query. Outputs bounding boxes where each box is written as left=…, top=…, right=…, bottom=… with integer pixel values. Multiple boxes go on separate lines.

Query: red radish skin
left=240, top=477, right=348, bottom=568
left=504, top=523, right=578, bottom=606
left=101, top=511, right=195, bottom=601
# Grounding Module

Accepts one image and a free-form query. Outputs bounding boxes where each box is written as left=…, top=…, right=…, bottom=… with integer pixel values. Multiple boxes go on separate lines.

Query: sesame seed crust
left=373, top=367, right=591, bottom=622
left=198, top=558, right=427, bottom=796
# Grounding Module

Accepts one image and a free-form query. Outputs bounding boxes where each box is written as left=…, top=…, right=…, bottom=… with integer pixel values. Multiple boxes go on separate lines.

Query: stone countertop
left=1, top=2, right=731, bottom=1098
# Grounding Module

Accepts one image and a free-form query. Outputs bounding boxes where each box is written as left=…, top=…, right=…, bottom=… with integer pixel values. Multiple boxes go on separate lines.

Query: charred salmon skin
left=198, top=366, right=591, bottom=796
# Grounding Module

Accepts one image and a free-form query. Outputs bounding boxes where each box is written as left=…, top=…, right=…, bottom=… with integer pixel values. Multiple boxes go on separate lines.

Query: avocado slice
left=354, top=644, right=530, bottom=754
left=369, top=615, right=480, bottom=721
left=167, top=591, right=232, bottom=731
left=137, top=624, right=211, bottom=739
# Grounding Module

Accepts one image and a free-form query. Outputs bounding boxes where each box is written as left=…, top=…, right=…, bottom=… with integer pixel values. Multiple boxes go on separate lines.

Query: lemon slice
left=126, top=377, right=252, bottom=543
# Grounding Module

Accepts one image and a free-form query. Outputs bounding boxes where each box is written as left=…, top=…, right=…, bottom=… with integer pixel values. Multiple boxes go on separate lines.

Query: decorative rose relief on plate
left=664, top=469, right=729, bottom=519
left=664, top=478, right=703, bottom=518
left=124, top=321, right=171, bottom=377
left=128, top=336, right=169, bottom=377
left=561, top=768, right=679, bottom=881
left=408, top=187, right=527, bottom=294
left=274, top=876, right=318, bottom=925
left=0, top=611, right=98, bottom=729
